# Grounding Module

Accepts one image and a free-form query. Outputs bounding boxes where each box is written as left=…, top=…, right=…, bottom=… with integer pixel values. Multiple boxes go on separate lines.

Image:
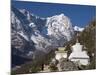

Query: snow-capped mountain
left=11, top=6, right=74, bottom=58
left=74, top=26, right=84, bottom=32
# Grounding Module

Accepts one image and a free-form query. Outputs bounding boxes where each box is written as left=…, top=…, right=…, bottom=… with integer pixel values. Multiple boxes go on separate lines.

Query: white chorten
left=55, top=47, right=67, bottom=60
left=68, top=39, right=89, bottom=65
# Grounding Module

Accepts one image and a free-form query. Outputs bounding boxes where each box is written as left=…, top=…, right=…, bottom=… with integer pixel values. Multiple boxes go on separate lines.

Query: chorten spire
left=76, top=38, right=79, bottom=43
left=76, top=32, right=80, bottom=43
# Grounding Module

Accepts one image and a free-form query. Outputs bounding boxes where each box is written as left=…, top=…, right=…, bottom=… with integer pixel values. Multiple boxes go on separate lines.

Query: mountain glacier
left=11, top=6, right=74, bottom=58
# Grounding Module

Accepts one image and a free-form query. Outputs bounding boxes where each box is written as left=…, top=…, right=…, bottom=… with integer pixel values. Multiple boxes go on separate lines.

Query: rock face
left=11, top=6, right=74, bottom=59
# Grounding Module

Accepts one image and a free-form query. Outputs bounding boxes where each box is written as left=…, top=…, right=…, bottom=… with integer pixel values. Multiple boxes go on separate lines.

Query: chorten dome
left=68, top=39, right=89, bottom=65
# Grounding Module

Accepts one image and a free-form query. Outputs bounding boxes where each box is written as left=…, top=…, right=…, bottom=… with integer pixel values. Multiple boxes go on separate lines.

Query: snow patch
left=17, top=31, right=29, bottom=41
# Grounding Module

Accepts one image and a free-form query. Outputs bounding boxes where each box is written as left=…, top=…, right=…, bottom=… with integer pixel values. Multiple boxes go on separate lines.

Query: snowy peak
left=19, top=9, right=29, bottom=16
left=74, top=26, right=84, bottom=32
left=46, top=13, right=74, bottom=41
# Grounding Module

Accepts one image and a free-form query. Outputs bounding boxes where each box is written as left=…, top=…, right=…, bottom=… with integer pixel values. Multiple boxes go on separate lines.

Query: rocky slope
left=11, top=6, right=74, bottom=60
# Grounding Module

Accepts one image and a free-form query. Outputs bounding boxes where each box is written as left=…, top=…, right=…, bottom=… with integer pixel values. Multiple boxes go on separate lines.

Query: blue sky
left=12, top=1, right=96, bottom=27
